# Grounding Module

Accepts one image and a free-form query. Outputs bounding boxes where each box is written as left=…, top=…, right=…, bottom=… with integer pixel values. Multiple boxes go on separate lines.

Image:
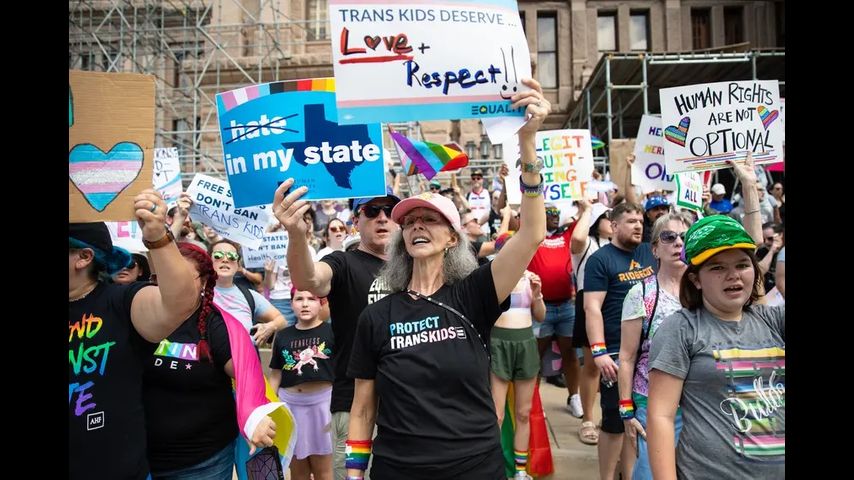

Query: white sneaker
left=514, top=472, right=533, bottom=480
left=568, top=393, right=584, bottom=418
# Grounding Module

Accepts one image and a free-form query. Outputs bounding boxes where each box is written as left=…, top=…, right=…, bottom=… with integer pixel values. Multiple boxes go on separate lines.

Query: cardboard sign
left=215, top=78, right=387, bottom=208
left=674, top=172, right=703, bottom=212
left=186, top=174, right=269, bottom=249
left=153, top=147, right=183, bottom=206
left=660, top=80, right=783, bottom=173
left=241, top=232, right=289, bottom=269
left=69, top=71, right=155, bottom=221
left=632, top=115, right=676, bottom=193
left=329, top=0, right=530, bottom=125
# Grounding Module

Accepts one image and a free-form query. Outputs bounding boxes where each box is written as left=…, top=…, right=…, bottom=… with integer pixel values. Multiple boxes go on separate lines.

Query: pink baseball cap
left=391, top=192, right=461, bottom=231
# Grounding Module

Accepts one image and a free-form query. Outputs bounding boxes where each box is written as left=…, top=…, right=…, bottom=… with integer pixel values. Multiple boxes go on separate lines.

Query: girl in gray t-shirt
left=647, top=215, right=784, bottom=480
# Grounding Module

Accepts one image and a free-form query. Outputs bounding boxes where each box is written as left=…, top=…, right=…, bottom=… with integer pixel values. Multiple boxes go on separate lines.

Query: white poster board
left=241, top=232, right=289, bottom=269
left=660, top=80, right=783, bottom=173
left=186, top=174, right=269, bottom=249
left=632, top=115, right=676, bottom=193
left=153, top=147, right=183, bottom=206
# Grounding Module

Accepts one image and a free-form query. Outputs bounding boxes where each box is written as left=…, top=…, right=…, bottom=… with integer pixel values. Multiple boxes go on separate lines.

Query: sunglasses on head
left=329, top=225, right=347, bottom=233
left=360, top=204, right=394, bottom=219
left=212, top=251, right=240, bottom=261
left=658, top=230, right=685, bottom=244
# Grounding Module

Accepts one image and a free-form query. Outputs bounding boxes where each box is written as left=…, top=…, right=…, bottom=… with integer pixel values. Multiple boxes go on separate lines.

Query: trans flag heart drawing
left=69, top=142, right=144, bottom=212
left=756, top=106, right=779, bottom=130
left=664, top=117, right=690, bottom=147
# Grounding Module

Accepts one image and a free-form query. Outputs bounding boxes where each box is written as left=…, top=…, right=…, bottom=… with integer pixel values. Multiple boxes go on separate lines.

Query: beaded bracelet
left=619, top=399, right=635, bottom=420
left=344, top=439, right=372, bottom=471
left=519, top=174, right=545, bottom=198
left=590, top=343, right=608, bottom=357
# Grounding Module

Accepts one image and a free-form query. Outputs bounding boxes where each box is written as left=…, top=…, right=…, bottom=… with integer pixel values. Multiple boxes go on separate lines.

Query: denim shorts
left=532, top=299, right=576, bottom=338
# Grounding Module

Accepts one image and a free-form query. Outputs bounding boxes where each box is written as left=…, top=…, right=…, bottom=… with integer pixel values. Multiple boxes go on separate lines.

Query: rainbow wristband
left=619, top=399, right=635, bottom=420
left=344, top=439, right=372, bottom=471
left=591, top=343, right=608, bottom=357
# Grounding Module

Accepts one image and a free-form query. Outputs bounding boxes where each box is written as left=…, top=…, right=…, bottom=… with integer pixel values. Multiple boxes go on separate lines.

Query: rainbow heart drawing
left=756, top=106, right=779, bottom=130
left=664, top=117, right=690, bottom=147
left=69, top=142, right=144, bottom=211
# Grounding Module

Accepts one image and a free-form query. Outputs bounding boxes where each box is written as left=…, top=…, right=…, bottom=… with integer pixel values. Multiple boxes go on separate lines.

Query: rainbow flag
left=388, top=125, right=468, bottom=180
left=500, top=382, right=554, bottom=477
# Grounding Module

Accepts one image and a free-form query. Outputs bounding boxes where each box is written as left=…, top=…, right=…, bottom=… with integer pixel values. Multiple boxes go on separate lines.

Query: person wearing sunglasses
left=466, top=168, right=493, bottom=237
left=112, top=252, right=152, bottom=285
left=143, top=242, right=281, bottom=480
left=69, top=190, right=201, bottom=480
left=317, top=218, right=349, bottom=260
left=583, top=200, right=656, bottom=480
left=210, top=239, right=286, bottom=345
left=344, top=78, right=549, bottom=480
left=272, top=185, right=400, bottom=480
left=617, top=212, right=693, bottom=480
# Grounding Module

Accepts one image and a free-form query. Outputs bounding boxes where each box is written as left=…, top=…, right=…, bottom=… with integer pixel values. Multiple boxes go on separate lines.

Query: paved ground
left=247, top=348, right=606, bottom=479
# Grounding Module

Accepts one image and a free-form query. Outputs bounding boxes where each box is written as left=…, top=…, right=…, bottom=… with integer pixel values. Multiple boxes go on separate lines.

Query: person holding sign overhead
left=69, top=190, right=200, bottom=480
left=343, top=78, right=549, bottom=480
left=272, top=184, right=401, bottom=480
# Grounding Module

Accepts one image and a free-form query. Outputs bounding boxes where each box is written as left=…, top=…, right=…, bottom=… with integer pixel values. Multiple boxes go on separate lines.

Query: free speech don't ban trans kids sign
left=329, top=0, right=531, bottom=124
left=215, top=78, right=387, bottom=209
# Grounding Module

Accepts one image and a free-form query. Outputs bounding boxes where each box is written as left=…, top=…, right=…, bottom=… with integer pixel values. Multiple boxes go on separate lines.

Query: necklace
left=69, top=282, right=97, bottom=302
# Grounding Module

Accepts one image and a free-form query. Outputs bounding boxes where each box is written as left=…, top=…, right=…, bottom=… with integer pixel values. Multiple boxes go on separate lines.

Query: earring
left=444, top=246, right=449, bottom=255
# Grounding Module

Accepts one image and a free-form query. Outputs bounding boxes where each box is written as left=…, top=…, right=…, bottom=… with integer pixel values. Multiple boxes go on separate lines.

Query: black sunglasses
left=360, top=204, right=394, bottom=219
left=658, top=230, right=685, bottom=244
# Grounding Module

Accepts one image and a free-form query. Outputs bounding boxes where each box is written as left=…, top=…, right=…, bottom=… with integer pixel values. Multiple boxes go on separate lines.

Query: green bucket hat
left=682, top=215, right=756, bottom=266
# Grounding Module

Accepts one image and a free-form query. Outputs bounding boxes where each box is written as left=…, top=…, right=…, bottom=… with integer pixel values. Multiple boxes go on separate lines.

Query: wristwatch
left=143, top=228, right=175, bottom=249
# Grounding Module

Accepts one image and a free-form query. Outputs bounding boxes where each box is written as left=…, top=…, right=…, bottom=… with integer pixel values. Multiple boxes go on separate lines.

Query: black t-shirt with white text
left=270, top=322, right=335, bottom=388
left=69, top=281, right=154, bottom=480
left=321, top=249, right=392, bottom=412
left=143, top=306, right=236, bottom=472
left=348, top=263, right=510, bottom=467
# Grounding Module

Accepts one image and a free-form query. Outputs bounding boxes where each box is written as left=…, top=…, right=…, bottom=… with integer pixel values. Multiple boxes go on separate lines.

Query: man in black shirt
left=273, top=180, right=400, bottom=480
left=69, top=190, right=200, bottom=480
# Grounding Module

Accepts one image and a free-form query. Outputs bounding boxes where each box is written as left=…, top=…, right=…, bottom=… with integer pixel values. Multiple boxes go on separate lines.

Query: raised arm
left=571, top=198, right=593, bottom=254
left=272, top=179, right=334, bottom=297
left=729, top=152, right=762, bottom=244
left=622, top=154, right=639, bottom=205
left=130, top=189, right=200, bottom=342
left=491, top=78, right=549, bottom=302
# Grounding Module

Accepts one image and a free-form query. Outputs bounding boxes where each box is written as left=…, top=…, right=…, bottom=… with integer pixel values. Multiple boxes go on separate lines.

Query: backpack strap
left=235, top=282, right=257, bottom=325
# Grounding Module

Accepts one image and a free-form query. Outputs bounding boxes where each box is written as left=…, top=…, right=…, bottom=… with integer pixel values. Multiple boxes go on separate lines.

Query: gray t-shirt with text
left=650, top=305, right=785, bottom=480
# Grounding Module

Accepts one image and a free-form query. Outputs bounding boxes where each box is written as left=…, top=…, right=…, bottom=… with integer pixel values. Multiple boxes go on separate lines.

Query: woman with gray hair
left=616, top=211, right=693, bottom=480
left=344, top=78, right=550, bottom=480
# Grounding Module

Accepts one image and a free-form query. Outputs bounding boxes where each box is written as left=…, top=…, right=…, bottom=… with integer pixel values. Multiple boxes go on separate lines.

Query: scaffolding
left=564, top=49, right=786, bottom=173
left=69, top=0, right=337, bottom=188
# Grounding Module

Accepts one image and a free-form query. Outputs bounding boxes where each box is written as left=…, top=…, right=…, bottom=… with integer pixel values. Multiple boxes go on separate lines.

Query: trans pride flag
left=388, top=126, right=468, bottom=180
